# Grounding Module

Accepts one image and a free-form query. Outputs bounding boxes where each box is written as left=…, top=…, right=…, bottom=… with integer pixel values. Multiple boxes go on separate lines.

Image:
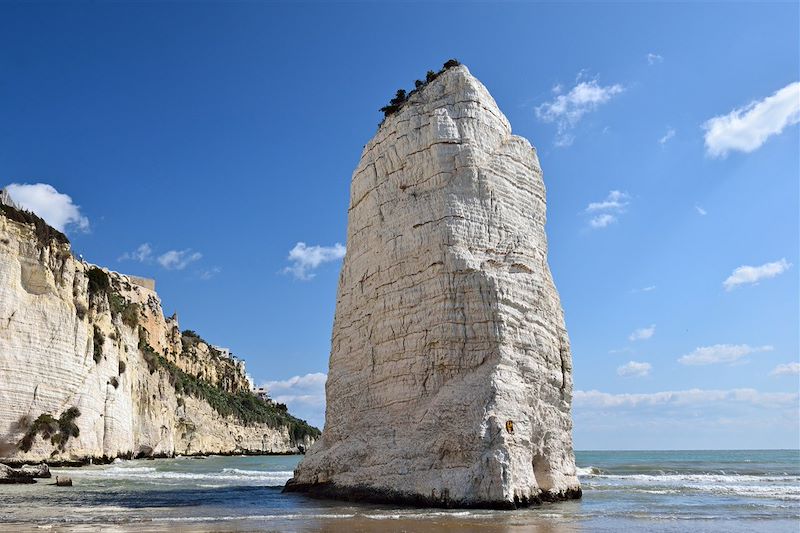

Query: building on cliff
left=285, top=62, right=581, bottom=508
left=0, top=201, right=319, bottom=464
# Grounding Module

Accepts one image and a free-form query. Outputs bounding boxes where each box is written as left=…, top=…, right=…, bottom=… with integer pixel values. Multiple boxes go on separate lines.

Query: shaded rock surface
left=286, top=65, right=580, bottom=508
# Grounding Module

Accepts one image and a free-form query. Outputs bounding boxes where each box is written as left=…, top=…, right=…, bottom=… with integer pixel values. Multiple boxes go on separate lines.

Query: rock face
left=0, top=207, right=318, bottom=464
left=286, top=65, right=580, bottom=508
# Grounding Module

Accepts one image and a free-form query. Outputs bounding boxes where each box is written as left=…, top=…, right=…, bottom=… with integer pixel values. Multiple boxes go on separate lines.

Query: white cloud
left=771, top=362, right=800, bottom=377
left=617, top=361, right=652, bottom=377
left=198, top=267, right=221, bottom=280
left=535, top=76, right=624, bottom=146
left=608, top=347, right=634, bottom=355
left=659, top=128, right=675, bottom=144
left=120, top=243, right=206, bottom=273
left=157, top=249, right=202, bottom=270
left=284, top=242, right=346, bottom=280
left=262, top=372, right=327, bottom=428
left=647, top=53, right=664, bottom=65
left=574, top=387, right=798, bottom=409
left=573, top=387, right=799, bottom=448
left=589, top=214, right=616, bottom=228
left=629, top=324, right=656, bottom=341
left=586, top=190, right=630, bottom=212
left=5, top=183, right=89, bottom=233
left=119, top=243, right=153, bottom=262
left=585, top=190, right=630, bottom=229
left=695, top=205, right=707, bottom=216
left=630, top=285, right=657, bottom=294
left=678, top=344, right=773, bottom=366
left=703, top=81, right=800, bottom=157
left=723, top=258, right=791, bottom=291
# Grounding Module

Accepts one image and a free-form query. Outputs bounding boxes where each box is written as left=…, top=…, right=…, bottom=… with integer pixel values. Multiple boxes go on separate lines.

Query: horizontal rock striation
left=286, top=65, right=580, bottom=508
left=0, top=207, right=318, bottom=464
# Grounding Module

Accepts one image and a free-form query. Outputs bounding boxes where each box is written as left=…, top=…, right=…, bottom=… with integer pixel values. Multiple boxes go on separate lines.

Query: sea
left=0, top=450, right=797, bottom=532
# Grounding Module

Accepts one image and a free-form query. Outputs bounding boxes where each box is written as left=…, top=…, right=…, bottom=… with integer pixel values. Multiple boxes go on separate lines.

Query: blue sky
left=1, top=2, right=797, bottom=450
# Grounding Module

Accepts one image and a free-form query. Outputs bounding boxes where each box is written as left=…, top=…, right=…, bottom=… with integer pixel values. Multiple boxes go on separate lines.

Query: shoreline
left=1, top=449, right=305, bottom=469
left=283, top=479, right=583, bottom=510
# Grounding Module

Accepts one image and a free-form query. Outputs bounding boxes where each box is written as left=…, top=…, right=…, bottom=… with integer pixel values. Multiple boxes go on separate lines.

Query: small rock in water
left=18, top=463, right=51, bottom=478
left=0, top=463, right=36, bottom=484
left=55, top=476, right=73, bottom=487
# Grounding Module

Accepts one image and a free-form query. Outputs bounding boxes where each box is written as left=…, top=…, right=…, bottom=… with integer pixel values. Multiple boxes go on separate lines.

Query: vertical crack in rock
left=285, top=65, right=581, bottom=508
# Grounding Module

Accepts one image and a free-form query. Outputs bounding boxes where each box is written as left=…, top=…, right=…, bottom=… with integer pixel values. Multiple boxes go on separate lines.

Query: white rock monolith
left=286, top=64, right=581, bottom=508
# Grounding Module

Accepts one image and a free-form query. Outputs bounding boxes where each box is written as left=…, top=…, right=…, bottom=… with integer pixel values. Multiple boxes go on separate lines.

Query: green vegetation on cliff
left=138, top=330, right=319, bottom=442
left=17, top=407, right=81, bottom=453
left=86, top=267, right=140, bottom=327
left=0, top=203, right=69, bottom=247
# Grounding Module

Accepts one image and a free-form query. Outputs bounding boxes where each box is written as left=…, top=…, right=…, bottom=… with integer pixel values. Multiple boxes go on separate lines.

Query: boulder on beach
left=55, top=476, right=73, bottom=487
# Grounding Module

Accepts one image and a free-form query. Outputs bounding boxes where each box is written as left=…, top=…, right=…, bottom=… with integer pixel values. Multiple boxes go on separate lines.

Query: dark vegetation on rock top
left=379, top=59, right=461, bottom=120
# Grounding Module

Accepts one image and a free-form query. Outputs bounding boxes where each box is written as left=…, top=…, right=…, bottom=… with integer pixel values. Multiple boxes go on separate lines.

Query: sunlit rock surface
left=286, top=65, right=580, bottom=508
left=0, top=211, right=314, bottom=464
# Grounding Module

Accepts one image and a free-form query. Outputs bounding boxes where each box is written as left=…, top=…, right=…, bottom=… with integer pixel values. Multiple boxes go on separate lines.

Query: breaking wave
left=578, top=469, right=800, bottom=501
left=64, top=465, right=295, bottom=486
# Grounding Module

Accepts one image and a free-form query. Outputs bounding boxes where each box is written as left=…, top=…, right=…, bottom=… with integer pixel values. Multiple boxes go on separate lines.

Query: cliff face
left=0, top=208, right=317, bottom=464
left=286, top=65, right=580, bottom=508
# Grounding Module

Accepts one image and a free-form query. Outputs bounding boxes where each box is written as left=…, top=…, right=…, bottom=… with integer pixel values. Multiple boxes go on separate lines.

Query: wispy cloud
left=197, top=267, right=221, bottom=280
left=535, top=74, right=624, bottom=147
left=261, top=372, right=327, bottom=428
left=5, top=183, right=89, bottom=233
left=723, top=258, right=791, bottom=291
left=703, top=81, right=800, bottom=157
left=574, top=388, right=797, bottom=409
left=630, top=285, right=656, bottom=294
left=695, top=205, right=707, bottom=216
left=283, top=242, right=346, bottom=280
left=771, top=362, right=800, bottom=377
left=585, top=190, right=630, bottom=229
left=120, top=243, right=204, bottom=272
left=678, top=344, right=773, bottom=366
left=647, top=53, right=664, bottom=65
left=586, top=190, right=630, bottom=212
left=608, top=347, right=634, bottom=355
left=659, top=128, right=675, bottom=145
left=617, top=361, right=652, bottom=377
left=629, top=325, right=656, bottom=341
left=574, top=387, right=799, bottom=448
left=157, top=249, right=202, bottom=270
left=589, top=214, right=616, bottom=228
left=119, top=243, right=153, bottom=262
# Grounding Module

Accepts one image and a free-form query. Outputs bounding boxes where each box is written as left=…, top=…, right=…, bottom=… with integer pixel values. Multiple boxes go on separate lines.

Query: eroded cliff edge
left=285, top=64, right=580, bottom=508
left=0, top=204, right=318, bottom=464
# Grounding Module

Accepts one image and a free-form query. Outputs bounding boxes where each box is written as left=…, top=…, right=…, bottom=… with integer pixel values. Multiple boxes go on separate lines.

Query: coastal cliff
left=286, top=63, right=581, bottom=508
left=0, top=203, right=318, bottom=464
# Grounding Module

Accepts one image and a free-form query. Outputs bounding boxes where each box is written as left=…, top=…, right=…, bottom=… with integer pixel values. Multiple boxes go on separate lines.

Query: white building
left=210, top=345, right=231, bottom=359
left=253, top=386, right=269, bottom=402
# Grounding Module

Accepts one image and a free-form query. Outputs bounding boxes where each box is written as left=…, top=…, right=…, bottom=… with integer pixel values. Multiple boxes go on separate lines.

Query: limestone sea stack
left=285, top=64, right=581, bottom=508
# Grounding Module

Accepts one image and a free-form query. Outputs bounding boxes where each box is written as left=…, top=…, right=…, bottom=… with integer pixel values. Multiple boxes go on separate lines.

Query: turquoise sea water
left=0, top=450, right=797, bottom=532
